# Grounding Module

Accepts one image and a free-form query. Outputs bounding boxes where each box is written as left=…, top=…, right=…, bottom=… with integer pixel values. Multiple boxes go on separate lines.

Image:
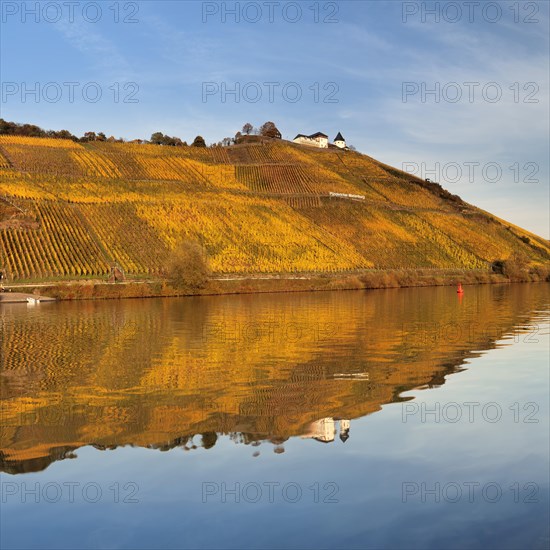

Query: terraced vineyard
left=0, top=201, right=109, bottom=278
left=0, top=135, right=548, bottom=280
left=235, top=164, right=316, bottom=194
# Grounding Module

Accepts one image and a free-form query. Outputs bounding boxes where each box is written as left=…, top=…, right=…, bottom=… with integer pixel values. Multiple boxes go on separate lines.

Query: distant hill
left=0, top=135, right=548, bottom=280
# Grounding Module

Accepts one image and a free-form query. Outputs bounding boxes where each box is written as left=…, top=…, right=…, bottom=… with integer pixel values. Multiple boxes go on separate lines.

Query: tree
left=502, top=252, right=529, bottom=280
left=151, top=132, right=186, bottom=146
left=56, top=129, right=75, bottom=140
left=83, top=131, right=97, bottom=142
left=242, top=122, right=253, bottom=135
left=259, top=121, right=281, bottom=139
left=165, top=240, right=210, bottom=289
left=0, top=119, right=10, bottom=134
left=150, top=132, right=165, bottom=145
left=201, top=432, right=218, bottom=450
left=192, top=135, right=206, bottom=147
left=0, top=119, right=76, bottom=140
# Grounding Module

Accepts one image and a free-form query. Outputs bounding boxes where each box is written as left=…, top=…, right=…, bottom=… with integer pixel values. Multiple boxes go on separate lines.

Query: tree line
left=0, top=119, right=282, bottom=148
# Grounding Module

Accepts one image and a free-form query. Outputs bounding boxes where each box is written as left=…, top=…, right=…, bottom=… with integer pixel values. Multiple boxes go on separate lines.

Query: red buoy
left=457, top=283, right=464, bottom=294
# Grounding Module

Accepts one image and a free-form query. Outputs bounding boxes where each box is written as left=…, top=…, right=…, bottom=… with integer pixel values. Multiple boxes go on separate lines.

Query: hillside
left=0, top=135, right=548, bottom=280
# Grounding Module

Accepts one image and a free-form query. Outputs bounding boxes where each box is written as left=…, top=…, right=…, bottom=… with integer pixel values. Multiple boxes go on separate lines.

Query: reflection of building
left=302, top=418, right=350, bottom=443
left=302, top=417, right=334, bottom=442
left=339, top=419, right=350, bottom=442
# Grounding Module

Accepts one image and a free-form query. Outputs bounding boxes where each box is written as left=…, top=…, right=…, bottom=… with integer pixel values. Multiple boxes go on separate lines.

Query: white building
left=293, top=132, right=329, bottom=148
left=333, top=132, right=347, bottom=149
left=293, top=131, right=347, bottom=149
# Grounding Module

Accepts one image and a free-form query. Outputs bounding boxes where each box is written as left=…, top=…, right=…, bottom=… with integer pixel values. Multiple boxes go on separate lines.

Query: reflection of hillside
left=1, top=284, right=548, bottom=474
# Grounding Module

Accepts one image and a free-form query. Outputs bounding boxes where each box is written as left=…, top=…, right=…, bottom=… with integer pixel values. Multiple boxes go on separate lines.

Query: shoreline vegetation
left=3, top=264, right=549, bottom=302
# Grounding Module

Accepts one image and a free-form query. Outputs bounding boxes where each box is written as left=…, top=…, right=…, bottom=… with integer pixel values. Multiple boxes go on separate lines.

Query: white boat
left=26, top=297, right=40, bottom=305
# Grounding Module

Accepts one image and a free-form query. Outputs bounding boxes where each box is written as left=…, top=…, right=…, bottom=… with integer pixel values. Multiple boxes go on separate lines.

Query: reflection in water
left=1, top=283, right=548, bottom=474
left=302, top=418, right=350, bottom=443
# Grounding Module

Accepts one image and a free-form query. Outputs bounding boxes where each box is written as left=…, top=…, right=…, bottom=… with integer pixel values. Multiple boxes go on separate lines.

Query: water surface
left=1, top=284, right=549, bottom=549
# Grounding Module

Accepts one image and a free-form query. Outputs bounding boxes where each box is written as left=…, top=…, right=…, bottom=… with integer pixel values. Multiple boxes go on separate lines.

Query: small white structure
left=334, top=132, right=346, bottom=149
left=302, top=417, right=335, bottom=442
left=302, top=418, right=351, bottom=443
left=329, top=192, right=365, bottom=201
left=293, top=132, right=329, bottom=148
left=339, top=419, right=350, bottom=442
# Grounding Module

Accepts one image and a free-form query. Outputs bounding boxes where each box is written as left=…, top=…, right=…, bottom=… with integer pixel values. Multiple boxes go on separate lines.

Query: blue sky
left=1, top=0, right=548, bottom=237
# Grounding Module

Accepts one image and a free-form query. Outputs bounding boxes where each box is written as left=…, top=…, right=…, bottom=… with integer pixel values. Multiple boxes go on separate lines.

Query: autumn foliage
left=0, top=134, right=548, bottom=281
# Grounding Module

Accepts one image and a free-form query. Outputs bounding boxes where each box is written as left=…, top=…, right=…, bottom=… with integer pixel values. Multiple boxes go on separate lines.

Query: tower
left=334, top=132, right=346, bottom=149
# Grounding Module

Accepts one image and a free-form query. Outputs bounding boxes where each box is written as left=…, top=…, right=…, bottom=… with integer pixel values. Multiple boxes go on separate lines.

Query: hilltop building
left=293, top=132, right=329, bottom=148
left=293, top=131, right=347, bottom=149
left=334, top=132, right=347, bottom=149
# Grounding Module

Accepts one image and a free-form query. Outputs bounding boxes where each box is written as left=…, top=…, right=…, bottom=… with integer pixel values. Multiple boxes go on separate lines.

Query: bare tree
left=259, top=121, right=281, bottom=139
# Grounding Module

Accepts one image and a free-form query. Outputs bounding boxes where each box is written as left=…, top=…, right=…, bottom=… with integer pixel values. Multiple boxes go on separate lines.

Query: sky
left=1, top=0, right=548, bottom=237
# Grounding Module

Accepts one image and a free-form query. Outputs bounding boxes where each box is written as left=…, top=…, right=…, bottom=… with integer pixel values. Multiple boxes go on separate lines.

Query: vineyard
left=0, top=135, right=548, bottom=280
left=235, top=164, right=316, bottom=194
left=0, top=201, right=109, bottom=278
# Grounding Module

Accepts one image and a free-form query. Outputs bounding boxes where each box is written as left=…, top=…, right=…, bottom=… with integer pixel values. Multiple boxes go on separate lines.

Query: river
left=1, top=283, right=549, bottom=549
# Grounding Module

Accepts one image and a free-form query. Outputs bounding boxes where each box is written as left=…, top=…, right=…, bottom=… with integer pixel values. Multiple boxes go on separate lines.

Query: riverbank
left=0, top=292, right=57, bottom=304
left=2, top=268, right=548, bottom=302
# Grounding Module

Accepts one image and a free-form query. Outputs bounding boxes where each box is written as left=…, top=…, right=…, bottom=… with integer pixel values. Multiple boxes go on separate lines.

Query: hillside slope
left=0, top=135, right=548, bottom=280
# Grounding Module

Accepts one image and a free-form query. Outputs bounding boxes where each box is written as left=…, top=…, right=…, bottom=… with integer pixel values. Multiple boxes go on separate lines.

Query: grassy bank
left=3, top=267, right=549, bottom=302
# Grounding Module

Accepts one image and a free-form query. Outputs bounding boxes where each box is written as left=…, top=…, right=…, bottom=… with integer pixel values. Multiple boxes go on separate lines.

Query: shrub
left=491, top=260, right=505, bottom=274
left=165, top=240, right=210, bottom=289
left=530, top=264, right=550, bottom=282
left=502, top=252, right=529, bottom=281
left=192, top=135, right=206, bottom=147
